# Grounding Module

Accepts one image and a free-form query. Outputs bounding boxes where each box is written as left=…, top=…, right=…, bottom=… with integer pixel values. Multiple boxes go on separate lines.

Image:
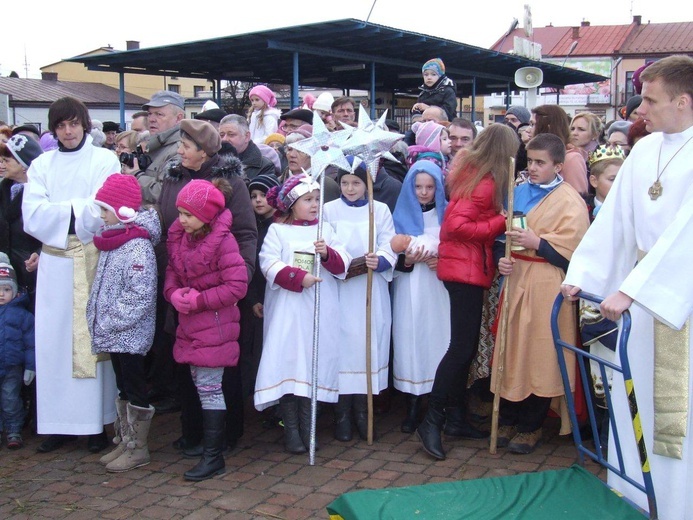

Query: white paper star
left=340, top=105, right=404, bottom=181
left=288, top=111, right=354, bottom=181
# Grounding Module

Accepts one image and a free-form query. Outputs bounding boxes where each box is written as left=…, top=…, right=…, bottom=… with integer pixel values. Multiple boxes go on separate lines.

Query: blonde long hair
left=446, top=123, right=519, bottom=208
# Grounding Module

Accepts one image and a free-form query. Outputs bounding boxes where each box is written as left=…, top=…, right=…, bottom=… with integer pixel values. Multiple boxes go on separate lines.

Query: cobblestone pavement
left=0, top=393, right=604, bottom=519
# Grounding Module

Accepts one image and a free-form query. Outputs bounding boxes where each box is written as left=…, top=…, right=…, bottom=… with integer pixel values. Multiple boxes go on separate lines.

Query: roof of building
left=67, top=18, right=604, bottom=96
left=491, top=17, right=693, bottom=58
left=620, top=21, right=693, bottom=54
left=0, top=77, right=148, bottom=107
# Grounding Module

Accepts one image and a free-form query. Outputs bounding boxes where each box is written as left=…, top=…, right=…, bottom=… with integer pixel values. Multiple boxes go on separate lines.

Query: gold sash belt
left=637, top=249, right=689, bottom=459
left=42, top=236, right=108, bottom=379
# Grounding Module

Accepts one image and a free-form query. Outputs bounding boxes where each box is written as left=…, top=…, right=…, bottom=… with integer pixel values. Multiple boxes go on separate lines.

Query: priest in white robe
left=562, top=56, right=693, bottom=520
left=23, top=97, right=119, bottom=453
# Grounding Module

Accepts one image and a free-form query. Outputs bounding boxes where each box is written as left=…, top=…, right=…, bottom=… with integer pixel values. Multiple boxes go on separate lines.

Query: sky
left=4, top=0, right=693, bottom=79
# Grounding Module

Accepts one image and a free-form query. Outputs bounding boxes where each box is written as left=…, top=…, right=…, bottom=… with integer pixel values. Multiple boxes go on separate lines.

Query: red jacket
left=164, top=209, right=248, bottom=368
left=437, top=176, right=506, bottom=288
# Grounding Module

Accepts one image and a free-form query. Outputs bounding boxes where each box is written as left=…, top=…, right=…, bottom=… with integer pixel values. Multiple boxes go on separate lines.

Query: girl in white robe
left=322, top=157, right=396, bottom=442
left=254, top=173, right=349, bottom=454
left=390, top=160, right=450, bottom=434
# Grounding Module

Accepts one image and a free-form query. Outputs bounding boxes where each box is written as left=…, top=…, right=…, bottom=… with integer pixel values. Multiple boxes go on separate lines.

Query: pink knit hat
left=412, top=121, right=445, bottom=152
left=95, top=173, right=142, bottom=223
left=266, top=173, right=319, bottom=213
left=176, top=180, right=226, bottom=224
left=249, top=85, right=277, bottom=108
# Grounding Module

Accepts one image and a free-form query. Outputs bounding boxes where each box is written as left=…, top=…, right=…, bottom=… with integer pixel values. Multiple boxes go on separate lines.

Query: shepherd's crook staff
left=365, top=161, right=377, bottom=444
left=490, top=157, right=516, bottom=454
left=288, top=113, right=353, bottom=464
left=341, top=105, right=404, bottom=445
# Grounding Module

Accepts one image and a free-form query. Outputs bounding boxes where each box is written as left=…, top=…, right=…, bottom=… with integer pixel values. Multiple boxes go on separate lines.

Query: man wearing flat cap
left=138, top=90, right=186, bottom=204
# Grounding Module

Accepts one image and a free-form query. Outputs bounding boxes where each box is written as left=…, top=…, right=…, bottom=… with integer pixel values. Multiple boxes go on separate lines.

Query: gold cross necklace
left=649, top=134, right=693, bottom=200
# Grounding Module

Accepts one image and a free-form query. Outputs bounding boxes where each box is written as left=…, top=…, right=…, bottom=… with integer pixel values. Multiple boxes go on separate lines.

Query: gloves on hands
left=24, top=369, right=35, bottom=386
left=171, top=288, right=201, bottom=314
left=170, top=288, right=191, bottom=314
left=177, top=288, right=201, bottom=314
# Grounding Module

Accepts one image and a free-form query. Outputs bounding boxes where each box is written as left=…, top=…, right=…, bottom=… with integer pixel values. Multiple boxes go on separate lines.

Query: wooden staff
left=365, top=163, right=376, bottom=445
left=489, top=157, right=516, bottom=454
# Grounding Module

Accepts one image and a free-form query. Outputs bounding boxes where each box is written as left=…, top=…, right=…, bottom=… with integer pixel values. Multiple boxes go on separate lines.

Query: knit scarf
left=93, top=224, right=150, bottom=251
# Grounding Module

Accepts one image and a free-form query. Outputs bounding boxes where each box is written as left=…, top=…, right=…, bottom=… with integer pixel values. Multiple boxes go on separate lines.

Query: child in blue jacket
left=0, top=253, right=35, bottom=449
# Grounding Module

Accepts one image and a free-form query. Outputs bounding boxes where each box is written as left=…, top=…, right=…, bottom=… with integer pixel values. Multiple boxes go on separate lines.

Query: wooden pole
left=365, top=164, right=375, bottom=445
left=489, top=157, right=515, bottom=454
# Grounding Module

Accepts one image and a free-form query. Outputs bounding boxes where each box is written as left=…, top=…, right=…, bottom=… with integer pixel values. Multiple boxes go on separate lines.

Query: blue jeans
left=0, top=365, right=25, bottom=433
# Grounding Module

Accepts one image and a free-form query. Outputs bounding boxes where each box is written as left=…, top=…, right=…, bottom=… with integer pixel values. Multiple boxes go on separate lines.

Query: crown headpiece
left=588, top=144, right=626, bottom=167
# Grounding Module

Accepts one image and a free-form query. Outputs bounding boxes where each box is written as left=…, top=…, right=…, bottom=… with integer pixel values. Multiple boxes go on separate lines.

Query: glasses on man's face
left=283, top=123, right=301, bottom=131
left=115, top=144, right=131, bottom=153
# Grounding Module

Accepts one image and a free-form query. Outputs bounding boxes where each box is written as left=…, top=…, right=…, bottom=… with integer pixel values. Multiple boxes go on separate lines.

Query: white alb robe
left=392, top=209, right=451, bottom=395
left=323, top=199, right=396, bottom=395
left=254, top=222, right=350, bottom=411
left=564, top=126, right=693, bottom=520
left=22, top=135, right=119, bottom=434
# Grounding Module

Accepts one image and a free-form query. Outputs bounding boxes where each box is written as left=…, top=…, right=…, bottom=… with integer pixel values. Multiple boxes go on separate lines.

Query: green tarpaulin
left=327, top=464, right=647, bottom=520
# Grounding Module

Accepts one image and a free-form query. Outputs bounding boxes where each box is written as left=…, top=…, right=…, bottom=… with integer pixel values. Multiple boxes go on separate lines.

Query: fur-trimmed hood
left=164, top=152, right=246, bottom=184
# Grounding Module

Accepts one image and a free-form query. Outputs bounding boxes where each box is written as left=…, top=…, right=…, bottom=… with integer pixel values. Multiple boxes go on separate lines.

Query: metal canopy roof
left=68, top=18, right=606, bottom=97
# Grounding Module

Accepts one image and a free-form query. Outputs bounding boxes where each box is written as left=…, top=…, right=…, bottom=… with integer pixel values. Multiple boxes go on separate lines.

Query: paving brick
left=209, top=489, right=273, bottom=511
left=0, top=394, right=594, bottom=519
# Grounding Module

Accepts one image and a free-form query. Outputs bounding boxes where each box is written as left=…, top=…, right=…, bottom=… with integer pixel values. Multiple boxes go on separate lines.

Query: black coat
left=0, top=180, right=40, bottom=296
left=415, top=76, right=458, bottom=122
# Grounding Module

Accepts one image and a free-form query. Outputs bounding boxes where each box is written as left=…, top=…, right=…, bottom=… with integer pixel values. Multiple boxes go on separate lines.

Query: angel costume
left=254, top=220, right=349, bottom=411
left=323, top=197, right=396, bottom=394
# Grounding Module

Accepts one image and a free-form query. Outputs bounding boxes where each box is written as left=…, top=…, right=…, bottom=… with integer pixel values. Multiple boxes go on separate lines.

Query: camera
left=119, top=150, right=152, bottom=171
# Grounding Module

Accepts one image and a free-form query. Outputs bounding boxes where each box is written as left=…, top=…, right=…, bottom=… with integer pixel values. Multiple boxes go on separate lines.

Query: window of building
left=194, top=86, right=205, bottom=97
left=169, top=84, right=180, bottom=94
left=625, top=71, right=634, bottom=101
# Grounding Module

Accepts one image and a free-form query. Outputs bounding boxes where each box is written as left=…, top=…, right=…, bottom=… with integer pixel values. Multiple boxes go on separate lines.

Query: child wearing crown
left=585, top=145, right=626, bottom=221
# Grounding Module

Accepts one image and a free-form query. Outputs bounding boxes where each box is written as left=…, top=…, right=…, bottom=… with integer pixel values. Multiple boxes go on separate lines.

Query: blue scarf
left=513, top=175, right=563, bottom=215
left=393, top=160, right=447, bottom=235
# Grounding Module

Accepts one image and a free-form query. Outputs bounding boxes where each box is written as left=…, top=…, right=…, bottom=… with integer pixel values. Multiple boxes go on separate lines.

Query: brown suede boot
left=106, top=404, right=155, bottom=472
left=100, top=398, right=128, bottom=466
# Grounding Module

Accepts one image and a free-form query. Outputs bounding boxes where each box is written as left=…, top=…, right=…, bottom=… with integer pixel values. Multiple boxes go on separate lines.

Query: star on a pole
left=287, top=111, right=354, bottom=182
left=340, top=105, right=404, bottom=181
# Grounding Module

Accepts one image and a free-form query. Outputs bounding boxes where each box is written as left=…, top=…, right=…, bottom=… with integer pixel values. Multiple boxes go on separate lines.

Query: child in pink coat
left=164, top=178, right=248, bottom=482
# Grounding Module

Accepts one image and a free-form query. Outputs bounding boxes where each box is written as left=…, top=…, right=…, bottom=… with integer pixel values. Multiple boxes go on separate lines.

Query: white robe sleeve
left=259, top=224, right=288, bottom=290
left=23, top=158, right=73, bottom=249
left=375, top=202, right=397, bottom=282
left=619, top=183, right=693, bottom=329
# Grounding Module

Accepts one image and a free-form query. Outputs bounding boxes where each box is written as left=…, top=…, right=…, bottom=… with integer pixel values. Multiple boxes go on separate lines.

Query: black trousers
left=429, top=282, right=485, bottom=409
left=146, top=276, right=178, bottom=400
left=500, top=394, right=552, bottom=432
left=111, top=352, right=149, bottom=408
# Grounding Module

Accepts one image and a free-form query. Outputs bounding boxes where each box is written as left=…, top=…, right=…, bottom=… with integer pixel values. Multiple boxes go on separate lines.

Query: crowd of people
left=0, top=54, right=690, bottom=519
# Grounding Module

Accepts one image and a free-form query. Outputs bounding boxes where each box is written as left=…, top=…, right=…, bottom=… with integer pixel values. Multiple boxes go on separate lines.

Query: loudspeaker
left=514, top=67, right=543, bottom=88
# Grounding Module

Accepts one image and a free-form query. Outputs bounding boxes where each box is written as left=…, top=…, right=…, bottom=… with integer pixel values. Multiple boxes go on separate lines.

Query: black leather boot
left=417, top=403, right=446, bottom=460
left=297, top=397, right=317, bottom=451
left=184, top=409, right=226, bottom=481
left=401, top=394, right=422, bottom=434
left=279, top=395, right=306, bottom=454
left=444, top=407, right=490, bottom=439
left=334, top=395, right=353, bottom=442
left=353, top=394, right=370, bottom=441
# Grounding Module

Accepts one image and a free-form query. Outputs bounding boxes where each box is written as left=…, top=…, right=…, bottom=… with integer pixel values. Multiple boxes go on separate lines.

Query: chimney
left=633, top=15, right=642, bottom=25
left=581, top=20, right=590, bottom=27
left=42, top=72, right=58, bottom=81
left=126, top=41, right=140, bottom=51
left=572, top=27, right=580, bottom=39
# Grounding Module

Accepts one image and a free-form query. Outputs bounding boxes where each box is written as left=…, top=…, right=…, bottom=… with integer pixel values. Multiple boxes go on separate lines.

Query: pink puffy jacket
left=164, top=209, right=248, bottom=368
